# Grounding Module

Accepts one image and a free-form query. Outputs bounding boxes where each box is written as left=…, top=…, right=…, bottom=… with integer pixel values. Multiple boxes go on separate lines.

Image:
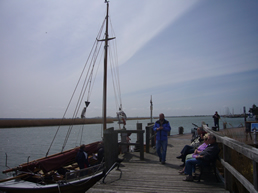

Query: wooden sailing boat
left=0, top=1, right=121, bottom=192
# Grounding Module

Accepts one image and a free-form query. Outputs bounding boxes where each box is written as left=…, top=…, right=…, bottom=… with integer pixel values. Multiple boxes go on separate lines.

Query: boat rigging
left=0, top=1, right=126, bottom=192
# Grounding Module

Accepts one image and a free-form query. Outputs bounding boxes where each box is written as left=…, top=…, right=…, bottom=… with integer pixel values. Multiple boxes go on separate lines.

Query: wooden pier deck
left=88, top=134, right=229, bottom=193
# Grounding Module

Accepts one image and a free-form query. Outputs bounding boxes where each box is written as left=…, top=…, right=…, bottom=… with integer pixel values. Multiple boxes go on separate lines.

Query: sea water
left=0, top=116, right=244, bottom=179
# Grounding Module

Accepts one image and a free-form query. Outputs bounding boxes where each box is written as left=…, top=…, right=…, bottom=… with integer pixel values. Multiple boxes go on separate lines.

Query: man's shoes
left=159, top=158, right=161, bottom=162
left=176, top=155, right=183, bottom=159
left=161, top=161, right=165, bottom=164
left=183, top=175, right=193, bottom=181
left=180, top=163, right=185, bottom=167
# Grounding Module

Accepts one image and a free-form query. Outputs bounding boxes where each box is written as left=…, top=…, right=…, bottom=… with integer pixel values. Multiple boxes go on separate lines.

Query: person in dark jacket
left=76, top=144, right=89, bottom=169
left=97, top=142, right=104, bottom=164
left=213, top=111, right=220, bottom=130
left=153, top=113, right=171, bottom=164
left=183, top=134, right=220, bottom=181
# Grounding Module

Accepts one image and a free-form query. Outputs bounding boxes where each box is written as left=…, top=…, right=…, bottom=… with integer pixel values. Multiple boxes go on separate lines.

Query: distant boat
left=0, top=1, right=125, bottom=192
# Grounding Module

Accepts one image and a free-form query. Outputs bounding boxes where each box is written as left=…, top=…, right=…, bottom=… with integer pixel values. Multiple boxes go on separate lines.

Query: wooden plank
left=116, top=130, right=145, bottom=134
left=88, top=134, right=229, bottom=193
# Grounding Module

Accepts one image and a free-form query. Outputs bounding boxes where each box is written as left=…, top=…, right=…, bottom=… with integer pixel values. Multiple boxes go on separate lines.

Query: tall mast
left=150, top=95, right=153, bottom=123
left=103, top=0, right=109, bottom=131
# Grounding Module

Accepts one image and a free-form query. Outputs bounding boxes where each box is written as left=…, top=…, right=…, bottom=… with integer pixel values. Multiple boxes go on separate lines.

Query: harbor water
left=0, top=116, right=244, bottom=180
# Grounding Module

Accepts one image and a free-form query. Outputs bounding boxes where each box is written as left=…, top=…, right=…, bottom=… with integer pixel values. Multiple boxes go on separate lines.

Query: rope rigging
left=46, top=10, right=126, bottom=155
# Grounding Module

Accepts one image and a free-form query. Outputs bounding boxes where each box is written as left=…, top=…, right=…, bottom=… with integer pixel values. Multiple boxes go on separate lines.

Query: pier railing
left=103, top=127, right=145, bottom=171
left=145, top=124, right=155, bottom=153
left=203, top=125, right=258, bottom=192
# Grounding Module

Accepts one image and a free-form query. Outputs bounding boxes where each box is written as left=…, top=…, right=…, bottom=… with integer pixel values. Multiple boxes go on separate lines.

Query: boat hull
left=0, top=172, right=103, bottom=193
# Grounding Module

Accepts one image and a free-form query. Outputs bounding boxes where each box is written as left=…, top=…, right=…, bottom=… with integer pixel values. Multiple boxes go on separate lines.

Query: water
left=0, top=116, right=244, bottom=180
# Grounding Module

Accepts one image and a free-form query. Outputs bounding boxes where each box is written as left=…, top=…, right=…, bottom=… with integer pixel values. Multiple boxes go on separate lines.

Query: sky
left=0, top=0, right=258, bottom=118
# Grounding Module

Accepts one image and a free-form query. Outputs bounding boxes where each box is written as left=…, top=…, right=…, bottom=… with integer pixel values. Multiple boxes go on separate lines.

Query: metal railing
left=65, top=163, right=105, bottom=181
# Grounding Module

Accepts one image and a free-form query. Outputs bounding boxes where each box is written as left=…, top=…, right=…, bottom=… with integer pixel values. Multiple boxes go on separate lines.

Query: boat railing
left=64, top=163, right=105, bottom=182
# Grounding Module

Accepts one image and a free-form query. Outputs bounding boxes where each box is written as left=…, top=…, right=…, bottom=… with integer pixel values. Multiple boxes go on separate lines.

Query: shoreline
left=0, top=117, right=153, bottom=128
left=0, top=118, right=114, bottom=128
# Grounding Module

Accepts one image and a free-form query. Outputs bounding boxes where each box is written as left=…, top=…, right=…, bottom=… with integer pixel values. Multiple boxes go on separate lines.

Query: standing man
left=213, top=111, right=220, bottom=130
left=153, top=113, right=171, bottom=164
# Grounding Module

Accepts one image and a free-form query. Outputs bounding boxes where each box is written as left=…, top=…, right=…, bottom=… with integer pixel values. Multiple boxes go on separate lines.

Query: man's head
left=207, top=134, right=216, bottom=144
left=80, top=144, right=85, bottom=150
left=159, top=113, right=165, bottom=121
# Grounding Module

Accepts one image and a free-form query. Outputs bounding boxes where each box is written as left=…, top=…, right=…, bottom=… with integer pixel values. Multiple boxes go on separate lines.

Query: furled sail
left=81, top=101, right=90, bottom=118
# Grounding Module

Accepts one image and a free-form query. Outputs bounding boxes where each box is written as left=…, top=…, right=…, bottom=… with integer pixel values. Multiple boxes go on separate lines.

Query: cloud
left=114, top=0, right=200, bottom=65
left=0, top=0, right=258, bottom=118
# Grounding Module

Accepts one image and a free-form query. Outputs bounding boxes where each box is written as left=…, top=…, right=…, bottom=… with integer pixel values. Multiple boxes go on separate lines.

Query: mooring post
left=104, top=127, right=118, bottom=171
left=134, top=123, right=142, bottom=152
left=139, top=128, right=144, bottom=160
left=146, top=125, right=150, bottom=153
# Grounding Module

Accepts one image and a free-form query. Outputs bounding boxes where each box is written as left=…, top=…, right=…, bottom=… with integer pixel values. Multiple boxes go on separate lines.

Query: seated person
left=183, top=134, right=220, bottom=181
left=176, top=127, right=206, bottom=167
left=97, top=142, right=104, bottom=164
left=178, top=133, right=210, bottom=174
left=75, top=144, right=89, bottom=169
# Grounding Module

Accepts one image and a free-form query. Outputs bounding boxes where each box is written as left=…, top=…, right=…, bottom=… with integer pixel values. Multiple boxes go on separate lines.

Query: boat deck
left=88, top=134, right=229, bottom=193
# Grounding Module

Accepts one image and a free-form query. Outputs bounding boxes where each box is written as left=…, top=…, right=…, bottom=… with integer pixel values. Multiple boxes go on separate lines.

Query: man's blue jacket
left=153, top=119, right=171, bottom=141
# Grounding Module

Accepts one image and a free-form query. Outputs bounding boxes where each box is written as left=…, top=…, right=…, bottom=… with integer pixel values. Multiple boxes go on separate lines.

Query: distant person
left=213, top=111, right=220, bottom=130
left=153, top=113, right=171, bottom=164
left=76, top=144, right=89, bottom=169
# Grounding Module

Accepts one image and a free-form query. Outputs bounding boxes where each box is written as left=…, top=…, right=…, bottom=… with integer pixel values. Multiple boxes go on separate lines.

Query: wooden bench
left=197, top=154, right=221, bottom=182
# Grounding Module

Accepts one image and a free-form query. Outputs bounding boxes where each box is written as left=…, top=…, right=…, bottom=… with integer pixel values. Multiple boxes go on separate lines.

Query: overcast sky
left=1, top=0, right=258, bottom=118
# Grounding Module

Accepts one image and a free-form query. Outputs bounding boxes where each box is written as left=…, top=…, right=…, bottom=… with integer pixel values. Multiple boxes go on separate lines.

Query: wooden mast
left=150, top=95, right=153, bottom=123
left=103, top=0, right=109, bottom=131
left=102, top=0, right=115, bottom=131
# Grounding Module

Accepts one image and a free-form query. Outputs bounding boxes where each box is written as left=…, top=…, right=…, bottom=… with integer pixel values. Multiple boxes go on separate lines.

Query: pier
left=88, top=133, right=229, bottom=193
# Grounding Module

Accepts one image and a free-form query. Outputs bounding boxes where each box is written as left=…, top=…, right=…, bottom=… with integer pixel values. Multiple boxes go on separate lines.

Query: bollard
left=223, top=122, right=227, bottom=129
left=178, top=126, right=184, bottom=134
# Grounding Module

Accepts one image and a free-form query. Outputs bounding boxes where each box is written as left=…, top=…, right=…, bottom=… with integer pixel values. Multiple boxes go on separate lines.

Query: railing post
left=148, top=123, right=155, bottom=147
left=104, top=127, right=118, bottom=171
left=135, top=123, right=142, bottom=152
left=223, top=144, right=232, bottom=192
left=139, top=130, right=144, bottom=160
left=146, top=126, right=150, bottom=153
left=120, top=127, right=127, bottom=153
left=254, top=160, right=258, bottom=191
left=151, top=126, right=155, bottom=147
